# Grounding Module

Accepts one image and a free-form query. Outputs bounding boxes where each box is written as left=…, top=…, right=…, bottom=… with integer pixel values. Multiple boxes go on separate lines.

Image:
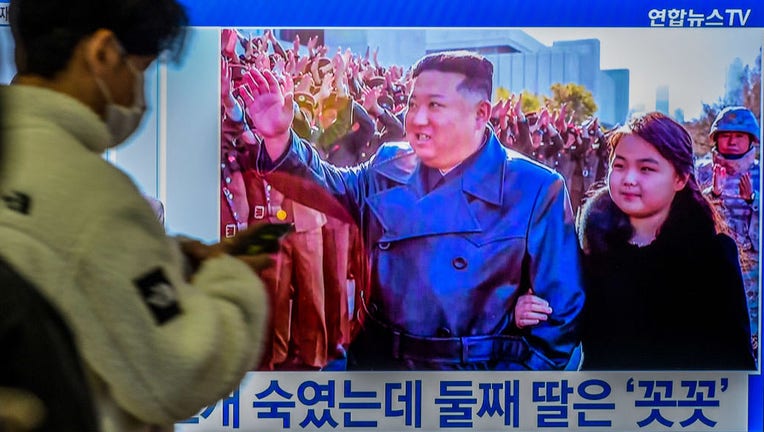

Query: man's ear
left=476, top=99, right=492, bottom=125
left=81, top=29, right=121, bottom=77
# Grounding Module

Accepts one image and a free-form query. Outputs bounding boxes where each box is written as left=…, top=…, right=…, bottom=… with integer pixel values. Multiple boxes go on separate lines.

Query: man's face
left=405, top=70, right=485, bottom=170
left=716, top=131, right=752, bottom=156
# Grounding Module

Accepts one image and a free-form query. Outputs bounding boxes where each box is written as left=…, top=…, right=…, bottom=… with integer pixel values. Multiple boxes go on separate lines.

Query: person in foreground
left=1, top=0, right=271, bottom=430
left=244, top=50, right=585, bottom=370
left=515, top=112, right=755, bottom=370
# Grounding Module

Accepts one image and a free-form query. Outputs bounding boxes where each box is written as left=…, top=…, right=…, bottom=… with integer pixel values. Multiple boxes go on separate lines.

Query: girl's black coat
left=578, top=189, right=755, bottom=370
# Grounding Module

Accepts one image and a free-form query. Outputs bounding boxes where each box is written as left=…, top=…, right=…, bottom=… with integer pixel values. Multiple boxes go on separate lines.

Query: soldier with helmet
left=696, top=106, right=761, bottom=353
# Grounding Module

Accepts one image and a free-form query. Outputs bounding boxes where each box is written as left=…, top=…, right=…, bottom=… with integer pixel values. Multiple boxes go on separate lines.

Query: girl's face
left=608, top=134, right=687, bottom=222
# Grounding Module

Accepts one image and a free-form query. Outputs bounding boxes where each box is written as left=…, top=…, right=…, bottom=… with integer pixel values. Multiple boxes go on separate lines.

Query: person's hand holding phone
left=223, top=222, right=293, bottom=273
left=180, top=223, right=292, bottom=276
left=224, top=222, right=294, bottom=256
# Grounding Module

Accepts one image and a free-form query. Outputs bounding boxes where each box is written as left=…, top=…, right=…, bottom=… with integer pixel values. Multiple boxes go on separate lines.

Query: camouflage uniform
left=696, top=106, right=760, bottom=354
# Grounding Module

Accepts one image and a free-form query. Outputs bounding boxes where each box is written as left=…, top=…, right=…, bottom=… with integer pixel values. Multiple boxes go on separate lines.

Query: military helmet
left=709, top=106, right=760, bottom=143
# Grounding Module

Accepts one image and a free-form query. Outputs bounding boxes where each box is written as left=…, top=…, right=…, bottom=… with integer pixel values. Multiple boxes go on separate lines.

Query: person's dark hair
left=10, top=0, right=188, bottom=78
left=580, top=112, right=726, bottom=254
left=411, top=51, right=493, bottom=101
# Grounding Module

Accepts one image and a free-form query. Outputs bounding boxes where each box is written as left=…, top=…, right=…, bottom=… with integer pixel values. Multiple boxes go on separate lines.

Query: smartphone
left=228, top=223, right=294, bottom=255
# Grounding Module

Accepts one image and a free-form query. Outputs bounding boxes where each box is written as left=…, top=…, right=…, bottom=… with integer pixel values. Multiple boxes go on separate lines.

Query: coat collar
left=371, top=129, right=506, bottom=205
left=366, top=130, right=508, bottom=241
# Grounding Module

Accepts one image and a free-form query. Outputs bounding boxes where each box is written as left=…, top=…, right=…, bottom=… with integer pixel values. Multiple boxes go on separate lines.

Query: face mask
left=94, top=56, right=146, bottom=146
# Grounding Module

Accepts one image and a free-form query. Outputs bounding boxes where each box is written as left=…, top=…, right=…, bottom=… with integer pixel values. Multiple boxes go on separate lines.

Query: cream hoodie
left=0, top=84, right=268, bottom=431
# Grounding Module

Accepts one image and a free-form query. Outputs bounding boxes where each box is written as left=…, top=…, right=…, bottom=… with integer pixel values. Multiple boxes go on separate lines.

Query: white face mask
left=94, top=56, right=147, bottom=146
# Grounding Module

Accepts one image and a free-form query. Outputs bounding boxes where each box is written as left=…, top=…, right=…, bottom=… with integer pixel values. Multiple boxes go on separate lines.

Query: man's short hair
left=10, top=0, right=188, bottom=78
left=411, top=51, right=493, bottom=101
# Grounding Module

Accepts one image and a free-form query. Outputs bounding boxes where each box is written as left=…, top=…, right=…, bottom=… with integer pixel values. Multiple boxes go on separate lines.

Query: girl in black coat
left=515, top=112, right=755, bottom=370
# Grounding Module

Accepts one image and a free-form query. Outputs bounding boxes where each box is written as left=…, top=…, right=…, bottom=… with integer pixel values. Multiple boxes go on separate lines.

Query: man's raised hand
left=239, top=69, right=294, bottom=159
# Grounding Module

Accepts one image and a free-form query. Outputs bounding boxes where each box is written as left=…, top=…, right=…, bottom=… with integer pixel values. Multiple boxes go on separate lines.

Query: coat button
left=378, top=242, right=391, bottom=250
left=452, top=257, right=467, bottom=270
left=436, top=327, right=452, bottom=337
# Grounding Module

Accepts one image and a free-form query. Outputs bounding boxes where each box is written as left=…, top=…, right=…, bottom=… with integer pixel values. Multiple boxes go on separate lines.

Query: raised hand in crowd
left=342, top=48, right=353, bottom=68
left=392, top=65, right=404, bottom=82
left=539, top=106, right=551, bottom=128
left=272, top=54, right=286, bottom=77
left=555, top=103, right=567, bottom=132
left=257, top=34, right=269, bottom=52
left=361, top=85, right=383, bottom=117
left=292, top=33, right=301, bottom=55
left=284, top=50, right=297, bottom=76
left=347, top=57, right=360, bottom=79
left=282, top=71, right=295, bottom=96
left=332, top=52, right=349, bottom=97
left=263, top=29, right=275, bottom=44
left=295, top=74, right=314, bottom=93
left=586, top=116, right=600, bottom=135
left=566, top=110, right=577, bottom=130
left=563, top=127, right=577, bottom=149
left=222, top=29, right=240, bottom=62
left=221, top=59, right=244, bottom=123
left=381, top=67, right=393, bottom=89
left=294, top=53, right=310, bottom=77
left=316, top=72, right=335, bottom=101
left=307, top=35, right=319, bottom=57
left=580, top=120, right=590, bottom=140
left=254, top=50, right=270, bottom=71
left=513, top=93, right=525, bottom=122
left=358, top=63, right=373, bottom=82
left=309, top=55, right=320, bottom=82
left=263, top=29, right=285, bottom=58
left=333, top=48, right=345, bottom=68
left=372, top=46, right=380, bottom=69
left=496, top=99, right=510, bottom=132
left=221, top=58, right=232, bottom=98
left=243, top=33, right=257, bottom=63
left=528, top=113, right=541, bottom=134
left=491, top=100, right=503, bottom=121
left=578, top=116, right=593, bottom=140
